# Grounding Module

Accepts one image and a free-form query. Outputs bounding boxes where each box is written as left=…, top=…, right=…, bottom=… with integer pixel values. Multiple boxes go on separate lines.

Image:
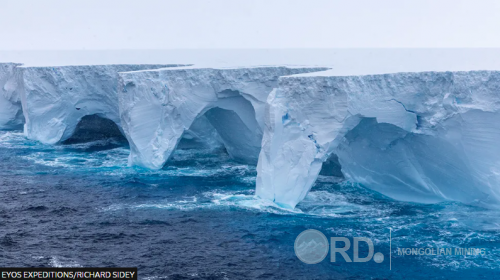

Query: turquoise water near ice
left=0, top=130, right=499, bottom=279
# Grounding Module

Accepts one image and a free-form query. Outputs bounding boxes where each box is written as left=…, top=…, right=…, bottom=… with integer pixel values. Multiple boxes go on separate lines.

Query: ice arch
left=118, top=66, right=329, bottom=169
left=164, top=96, right=261, bottom=165
left=256, top=70, right=500, bottom=208
left=0, top=63, right=23, bottom=130
left=18, top=64, right=183, bottom=144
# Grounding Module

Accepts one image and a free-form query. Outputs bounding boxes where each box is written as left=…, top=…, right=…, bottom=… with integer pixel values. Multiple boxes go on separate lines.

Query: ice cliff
left=8, top=61, right=500, bottom=210
left=18, top=64, right=182, bottom=144
left=0, top=63, right=23, bottom=129
left=117, top=66, right=328, bottom=169
left=256, top=70, right=500, bottom=208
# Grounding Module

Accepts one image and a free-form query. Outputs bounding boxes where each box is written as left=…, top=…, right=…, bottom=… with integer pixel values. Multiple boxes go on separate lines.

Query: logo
left=295, top=229, right=488, bottom=268
left=294, top=229, right=329, bottom=264
left=294, top=229, right=385, bottom=264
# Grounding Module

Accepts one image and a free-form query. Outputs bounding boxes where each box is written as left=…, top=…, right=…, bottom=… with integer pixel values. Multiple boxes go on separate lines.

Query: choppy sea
left=1, top=130, right=499, bottom=279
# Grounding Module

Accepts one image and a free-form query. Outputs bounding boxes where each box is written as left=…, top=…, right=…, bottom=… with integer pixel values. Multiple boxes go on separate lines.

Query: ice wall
left=18, top=64, right=182, bottom=144
left=256, top=70, right=500, bottom=208
left=0, top=63, right=23, bottom=129
left=118, top=66, right=329, bottom=169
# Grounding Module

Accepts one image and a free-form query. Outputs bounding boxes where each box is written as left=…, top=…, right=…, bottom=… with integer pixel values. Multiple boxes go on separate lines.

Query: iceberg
left=0, top=63, right=23, bottom=129
left=11, top=61, right=500, bottom=210
left=256, top=70, right=500, bottom=208
left=18, top=64, right=182, bottom=144
left=117, top=66, right=329, bottom=169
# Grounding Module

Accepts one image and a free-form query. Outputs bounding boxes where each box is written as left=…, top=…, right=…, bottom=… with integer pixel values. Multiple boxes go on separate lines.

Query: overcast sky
left=1, top=0, right=500, bottom=50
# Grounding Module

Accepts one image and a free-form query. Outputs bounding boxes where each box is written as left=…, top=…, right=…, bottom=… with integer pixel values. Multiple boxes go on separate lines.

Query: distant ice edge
left=256, top=71, right=500, bottom=208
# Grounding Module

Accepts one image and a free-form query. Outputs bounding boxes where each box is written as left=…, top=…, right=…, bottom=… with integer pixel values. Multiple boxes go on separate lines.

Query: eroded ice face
left=257, top=70, right=500, bottom=209
left=0, top=63, right=24, bottom=130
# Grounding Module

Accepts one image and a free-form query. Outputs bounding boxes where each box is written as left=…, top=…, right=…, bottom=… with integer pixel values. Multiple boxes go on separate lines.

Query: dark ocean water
left=1, top=130, right=499, bottom=279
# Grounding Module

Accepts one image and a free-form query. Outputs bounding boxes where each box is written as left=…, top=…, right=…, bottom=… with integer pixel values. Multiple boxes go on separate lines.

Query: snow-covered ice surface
left=0, top=63, right=23, bottom=129
left=118, top=66, right=328, bottom=169
left=257, top=70, right=500, bottom=208
left=18, top=64, right=183, bottom=144
left=3, top=49, right=500, bottom=74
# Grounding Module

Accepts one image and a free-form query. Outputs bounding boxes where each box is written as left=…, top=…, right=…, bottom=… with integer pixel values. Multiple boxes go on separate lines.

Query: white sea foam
left=100, top=187, right=392, bottom=219
left=49, top=256, right=82, bottom=268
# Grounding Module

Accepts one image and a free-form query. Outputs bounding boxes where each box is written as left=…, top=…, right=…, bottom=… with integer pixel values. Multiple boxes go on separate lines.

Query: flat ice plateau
left=2, top=49, right=500, bottom=209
